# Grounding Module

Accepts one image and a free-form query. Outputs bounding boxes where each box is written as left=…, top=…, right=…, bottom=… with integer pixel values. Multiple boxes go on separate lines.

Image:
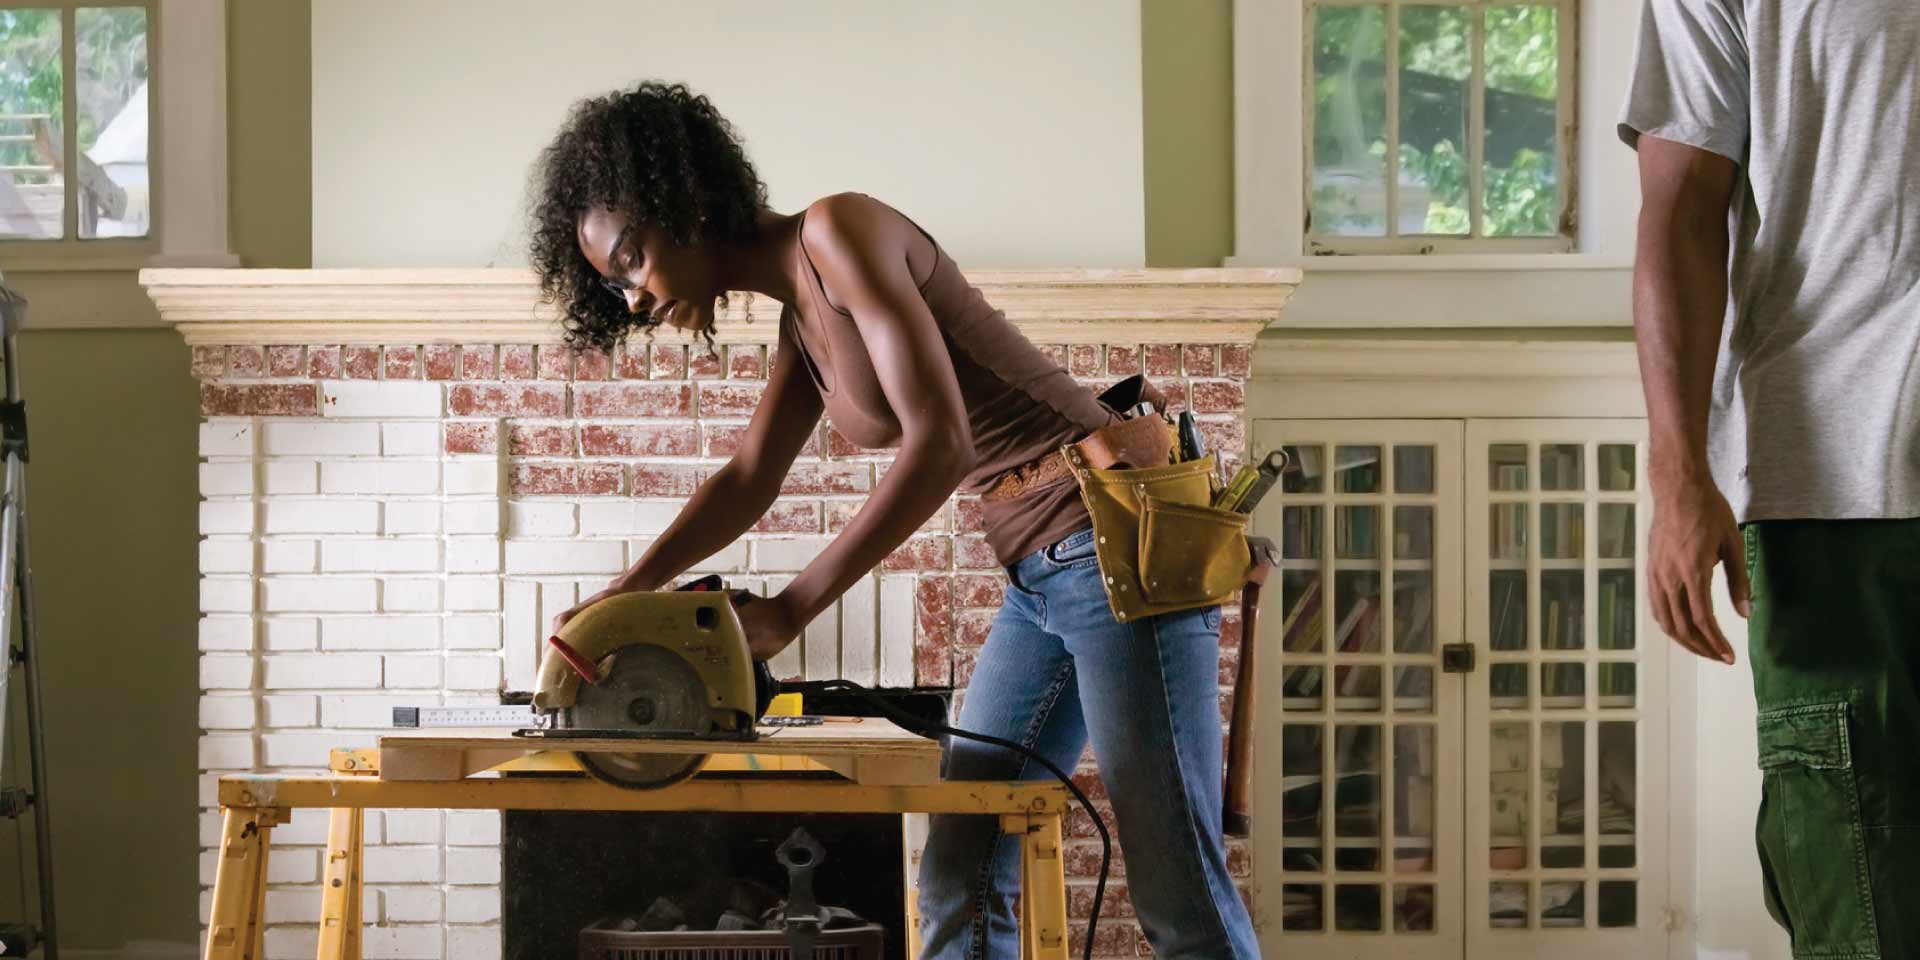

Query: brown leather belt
left=981, top=448, right=1073, bottom=503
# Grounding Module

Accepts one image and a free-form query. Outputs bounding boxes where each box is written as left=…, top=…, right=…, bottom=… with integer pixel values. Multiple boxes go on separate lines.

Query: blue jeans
left=916, top=527, right=1260, bottom=959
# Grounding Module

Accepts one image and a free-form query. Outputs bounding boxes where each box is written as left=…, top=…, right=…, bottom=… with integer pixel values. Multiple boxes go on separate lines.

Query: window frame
left=0, top=0, right=233, bottom=271
left=1302, top=0, right=1579, bottom=256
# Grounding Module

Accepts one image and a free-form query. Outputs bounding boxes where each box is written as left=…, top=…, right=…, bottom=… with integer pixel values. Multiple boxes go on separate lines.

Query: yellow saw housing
left=532, top=591, right=758, bottom=734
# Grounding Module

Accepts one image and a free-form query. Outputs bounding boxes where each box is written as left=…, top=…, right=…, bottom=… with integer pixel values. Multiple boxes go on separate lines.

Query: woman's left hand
left=736, top=593, right=804, bottom=661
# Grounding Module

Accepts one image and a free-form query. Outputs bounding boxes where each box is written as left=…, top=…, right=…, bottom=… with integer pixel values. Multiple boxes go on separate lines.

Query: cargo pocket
left=1137, top=495, right=1249, bottom=606
left=1755, top=701, right=1882, bottom=959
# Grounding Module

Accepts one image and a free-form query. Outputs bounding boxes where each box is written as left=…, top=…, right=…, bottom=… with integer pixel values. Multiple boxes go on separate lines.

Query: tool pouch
left=1062, top=415, right=1252, bottom=622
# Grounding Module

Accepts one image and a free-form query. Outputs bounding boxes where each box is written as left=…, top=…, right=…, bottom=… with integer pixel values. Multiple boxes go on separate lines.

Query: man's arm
left=1633, top=133, right=1751, bottom=664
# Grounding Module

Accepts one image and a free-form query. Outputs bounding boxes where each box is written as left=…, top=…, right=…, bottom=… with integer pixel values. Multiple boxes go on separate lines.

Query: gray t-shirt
left=1620, top=0, right=1920, bottom=522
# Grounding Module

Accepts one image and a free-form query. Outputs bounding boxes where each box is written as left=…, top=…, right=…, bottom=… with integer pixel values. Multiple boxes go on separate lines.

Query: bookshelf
left=1253, top=418, right=1666, bottom=960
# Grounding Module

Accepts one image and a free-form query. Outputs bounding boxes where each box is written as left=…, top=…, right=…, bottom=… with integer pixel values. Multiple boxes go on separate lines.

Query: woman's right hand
left=550, top=581, right=646, bottom=636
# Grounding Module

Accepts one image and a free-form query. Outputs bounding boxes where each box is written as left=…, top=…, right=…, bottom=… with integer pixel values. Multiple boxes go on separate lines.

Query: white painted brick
left=321, top=460, right=441, bottom=496
left=879, top=576, right=916, bottom=687
left=577, top=500, right=682, bottom=537
left=363, top=925, right=444, bottom=960
left=199, top=462, right=255, bottom=496
left=382, top=421, right=440, bottom=456
left=504, top=540, right=624, bottom=576
left=197, top=773, right=221, bottom=806
left=320, top=380, right=443, bottom=418
left=262, top=694, right=318, bottom=727
left=539, top=581, right=577, bottom=625
left=261, top=539, right=317, bottom=573
left=199, top=419, right=255, bottom=456
left=265, top=887, right=341, bottom=924
left=751, top=537, right=833, bottom=573
left=198, top=616, right=254, bottom=651
left=321, top=538, right=441, bottom=573
left=444, top=614, right=501, bottom=649
left=383, top=578, right=441, bottom=611
left=446, top=577, right=500, bottom=612
left=263, top=653, right=381, bottom=689
left=322, top=694, right=434, bottom=728
left=383, top=810, right=442, bottom=844
left=199, top=500, right=255, bottom=535
left=446, top=811, right=501, bottom=847
left=200, top=655, right=254, bottom=690
left=199, top=695, right=255, bottom=730
left=200, top=538, right=254, bottom=573
left=263, top=617, right=319, bottom=651
left=504, top=581, right=539, bottom=691
left=384, top=655, right=441, bottom=688
left=321, top=616, right=440, bottom=651
left=684, top=540, right=749, bottom=573
left=262, top=577, right=379, bottom=613
left=364, top=847, right=441, bottom=884
left=804, top=599, right=840, bottom=681
left=263, top=460, right=318, bottom=495
left=200, top=577, right=255, bottom=613
left=447, top=536, right=501, bottom=573
left=443, top=499, right=501, bottom=535
left=262, top=732, right=374, bottom=767
left=274, top=807, right=333, bottom=844
left=508, top=501, right=577, bottom=537
left=445, top=886, right=500, bottom=923
left=263, top=926, right=319, bottom=960
left=263, top=500, right=380, bottom=535
left=199, top=810, right=222, bottom=847
left=841, top=576, right=878, bottom=686
left=379, top=886, right=443, bottom=923
left=198, top=734, right=254, bottom=769
left=444, top=460, right=501, bottom=496
left=445, top=655, right=501, bottom=691
left=384, top=499, right=442, bottom=534
left=764, top=575, right=802, bottom=680
left=446, top=926, right=501, bottom=960
left=262, top=421, right=380, bottom=456
left=267, top=848, right=319, bottom=885
left=446, top=847, right=501, bottom=885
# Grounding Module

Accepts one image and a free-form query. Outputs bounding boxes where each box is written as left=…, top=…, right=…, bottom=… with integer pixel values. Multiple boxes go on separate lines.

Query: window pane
left=76, top=6, right=148, bottom=238
left=0, top=9, right=63, bottom=240
left=1483, top=4, right=1560, bottom=237
left=1397, top=4, right=1471, bottom=235
left=1311, top=5, right=1388, bottom=237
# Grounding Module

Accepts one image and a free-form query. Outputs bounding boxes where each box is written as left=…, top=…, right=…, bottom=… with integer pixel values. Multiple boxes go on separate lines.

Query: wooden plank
left=381, top=718, right=933, bottom=755
left=219, top=774, right=1071, bottom=816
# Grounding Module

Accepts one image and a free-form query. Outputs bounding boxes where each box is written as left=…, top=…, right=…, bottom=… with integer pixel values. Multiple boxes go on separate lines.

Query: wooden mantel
left=140, top=267, right=1304, bottom=345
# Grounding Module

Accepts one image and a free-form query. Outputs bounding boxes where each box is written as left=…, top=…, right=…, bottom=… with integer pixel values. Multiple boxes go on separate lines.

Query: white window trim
left=0, top=0, right=237, bottom=272
left=1230, top=0, right=1643, bottom=273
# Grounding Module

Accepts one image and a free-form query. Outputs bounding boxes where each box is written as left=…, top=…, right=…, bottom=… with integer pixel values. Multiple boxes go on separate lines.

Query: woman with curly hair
left=532, top=81, right=1258, bottom=960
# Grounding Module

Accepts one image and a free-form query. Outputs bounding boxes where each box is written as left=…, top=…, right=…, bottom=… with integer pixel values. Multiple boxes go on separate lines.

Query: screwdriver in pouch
left=1213, top=449, right=1288, bottom=513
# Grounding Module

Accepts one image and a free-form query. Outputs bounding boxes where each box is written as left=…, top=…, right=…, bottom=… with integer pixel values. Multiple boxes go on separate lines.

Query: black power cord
left=786, top=678, right=1111, bottom=960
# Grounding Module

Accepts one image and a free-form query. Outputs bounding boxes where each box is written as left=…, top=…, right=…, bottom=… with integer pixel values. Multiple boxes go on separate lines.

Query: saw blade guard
left=532, top=591, right=758, bottom=733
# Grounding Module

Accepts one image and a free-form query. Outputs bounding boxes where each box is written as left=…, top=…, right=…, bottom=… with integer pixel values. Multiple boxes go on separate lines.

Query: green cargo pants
left=1743, top=520, right=1920, bottom=960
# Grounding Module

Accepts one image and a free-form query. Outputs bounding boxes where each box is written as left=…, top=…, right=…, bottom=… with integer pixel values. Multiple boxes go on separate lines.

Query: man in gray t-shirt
left=1623, top=2, right=1920, bottom=955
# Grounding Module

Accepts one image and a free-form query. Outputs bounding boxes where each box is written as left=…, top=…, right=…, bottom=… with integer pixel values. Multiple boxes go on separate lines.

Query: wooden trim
left=1250, top=339, right=1645, bottom=419
left=143, top=267, right=1303, bottom=345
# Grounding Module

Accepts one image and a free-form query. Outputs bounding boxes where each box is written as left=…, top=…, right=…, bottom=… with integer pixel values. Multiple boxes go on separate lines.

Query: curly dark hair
left=528, top=81, right=768, bottom=352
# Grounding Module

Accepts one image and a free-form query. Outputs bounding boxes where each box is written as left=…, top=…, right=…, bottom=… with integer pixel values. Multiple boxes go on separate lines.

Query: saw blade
left=557, top=643, right=714, bottom=789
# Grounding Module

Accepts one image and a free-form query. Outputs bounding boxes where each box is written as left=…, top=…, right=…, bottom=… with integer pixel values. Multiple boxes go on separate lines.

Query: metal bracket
left=0, top=399, right=25, bottom=463
left=1442, top=643, right=1477, bottom=674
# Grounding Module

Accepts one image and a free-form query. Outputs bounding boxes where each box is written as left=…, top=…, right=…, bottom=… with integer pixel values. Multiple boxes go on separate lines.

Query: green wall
left=1141, top=0, right=1236, bottom=268
left=0, top=1, right=312, bottom=949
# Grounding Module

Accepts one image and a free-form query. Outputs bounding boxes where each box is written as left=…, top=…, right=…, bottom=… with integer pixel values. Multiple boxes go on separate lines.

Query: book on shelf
left=1598, top=504, right=1635, bottom=558
left=1393, top=582, right=1433, bottom=651
left=1280, top=578, right=1324, bottom=652
left=1490, top=573, right=1524, bottom=649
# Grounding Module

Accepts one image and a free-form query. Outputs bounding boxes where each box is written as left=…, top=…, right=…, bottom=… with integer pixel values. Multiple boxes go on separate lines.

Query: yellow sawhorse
left=204, top=747, right=1072, bottom=960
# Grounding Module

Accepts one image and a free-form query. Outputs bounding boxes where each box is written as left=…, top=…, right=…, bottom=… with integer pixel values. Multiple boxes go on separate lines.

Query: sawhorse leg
left=205, top=806, right=284, bottom=960
left=316, top=807, right=365, bottom=960
left=1002, top=813, right=1069, bottom=960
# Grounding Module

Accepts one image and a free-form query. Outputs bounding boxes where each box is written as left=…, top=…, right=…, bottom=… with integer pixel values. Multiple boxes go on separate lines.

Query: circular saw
left=524, top=578, right=774, bottom=788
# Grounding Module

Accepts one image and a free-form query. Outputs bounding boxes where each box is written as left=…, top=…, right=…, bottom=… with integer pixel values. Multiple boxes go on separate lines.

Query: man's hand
left=549, top=581, right=647, bottom=636
left=736, top=593, right=803, bottom=661
left=1647, top=474, right=1752, bottom=663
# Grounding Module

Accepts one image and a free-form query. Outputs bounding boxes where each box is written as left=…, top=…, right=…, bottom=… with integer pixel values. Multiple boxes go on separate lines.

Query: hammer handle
left=1222, top=536, right=1277, bottom=838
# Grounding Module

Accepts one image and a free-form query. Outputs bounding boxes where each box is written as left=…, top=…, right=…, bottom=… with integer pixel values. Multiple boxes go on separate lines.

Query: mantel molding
left=141, top=267, right=1303, bottom=346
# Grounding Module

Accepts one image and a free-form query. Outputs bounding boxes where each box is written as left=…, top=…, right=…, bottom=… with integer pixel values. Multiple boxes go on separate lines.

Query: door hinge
left=1442, top=643, right=1476, bottom=673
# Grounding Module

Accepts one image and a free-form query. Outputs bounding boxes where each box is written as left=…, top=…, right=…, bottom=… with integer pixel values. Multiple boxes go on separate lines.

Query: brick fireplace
left=146, top=267, right=1299, bottom=958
